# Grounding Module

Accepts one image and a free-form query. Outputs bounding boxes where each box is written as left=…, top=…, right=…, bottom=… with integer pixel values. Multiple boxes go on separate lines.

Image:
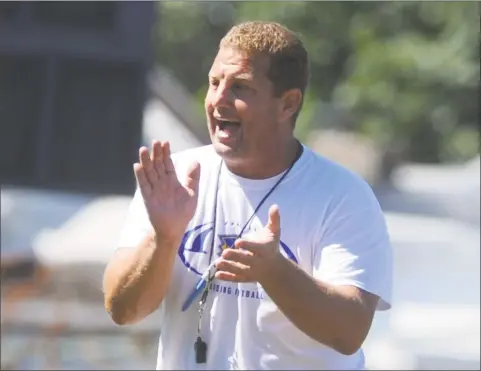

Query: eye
left=232, top=82, right=248, bottom=91
left=209, top=79, right=219, bottom=89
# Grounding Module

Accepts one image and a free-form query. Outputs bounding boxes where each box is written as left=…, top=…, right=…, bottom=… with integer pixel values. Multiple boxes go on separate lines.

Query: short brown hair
left=220, top=21, right=309, bottom=122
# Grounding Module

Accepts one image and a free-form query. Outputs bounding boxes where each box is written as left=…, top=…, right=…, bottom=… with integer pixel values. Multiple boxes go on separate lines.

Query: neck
left=223, top=138, right=302, bottom=180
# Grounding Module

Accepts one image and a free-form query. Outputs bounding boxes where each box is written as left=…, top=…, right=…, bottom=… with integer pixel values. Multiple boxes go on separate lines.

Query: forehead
left=209, top=47, right=270, bottom=81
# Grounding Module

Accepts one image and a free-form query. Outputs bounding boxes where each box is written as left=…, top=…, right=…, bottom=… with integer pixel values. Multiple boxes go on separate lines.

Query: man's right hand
left=134, top=140, right=201, bottom=243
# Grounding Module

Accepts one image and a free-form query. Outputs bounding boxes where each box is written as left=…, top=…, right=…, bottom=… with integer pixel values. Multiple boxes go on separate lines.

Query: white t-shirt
left=118, top=144, right=392, bottom=370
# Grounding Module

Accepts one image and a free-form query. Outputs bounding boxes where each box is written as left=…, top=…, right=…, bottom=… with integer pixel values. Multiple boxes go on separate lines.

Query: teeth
left=218, top=128, right=230, bottom=139
left=216, top=118, right=238, bottom=124
left=216, top=120, right=240, bottom=139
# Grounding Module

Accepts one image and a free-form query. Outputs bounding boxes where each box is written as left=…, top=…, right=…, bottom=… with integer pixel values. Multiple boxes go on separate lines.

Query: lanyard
left=194, top=143, right=303, bottom=364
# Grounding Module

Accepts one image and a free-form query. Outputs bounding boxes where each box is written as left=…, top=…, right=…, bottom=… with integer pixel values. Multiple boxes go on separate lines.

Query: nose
left=211, top=82, right=232, bottom=108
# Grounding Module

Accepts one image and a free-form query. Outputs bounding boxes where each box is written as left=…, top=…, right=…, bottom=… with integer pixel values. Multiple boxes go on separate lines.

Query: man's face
left=205, top=47, right=285, bottom=163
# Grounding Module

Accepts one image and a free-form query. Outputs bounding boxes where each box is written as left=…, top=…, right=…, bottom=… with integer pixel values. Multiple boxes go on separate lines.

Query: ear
left=278, top=88, right=303, bottom=123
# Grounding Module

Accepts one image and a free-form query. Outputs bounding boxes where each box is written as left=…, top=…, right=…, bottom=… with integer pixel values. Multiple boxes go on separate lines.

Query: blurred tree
left=154, top=1, right=479, bottom=167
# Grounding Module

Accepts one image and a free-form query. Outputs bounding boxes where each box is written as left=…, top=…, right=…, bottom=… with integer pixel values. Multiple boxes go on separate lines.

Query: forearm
left=260, top=255, right=372, bottom=355
left=103, top=231, right=180, bottom=325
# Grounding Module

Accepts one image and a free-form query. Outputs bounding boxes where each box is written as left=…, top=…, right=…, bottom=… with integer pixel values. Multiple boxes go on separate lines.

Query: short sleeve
left=117, top=188, right=152, bottom=249
left=313, top=187, right=393, bottom=311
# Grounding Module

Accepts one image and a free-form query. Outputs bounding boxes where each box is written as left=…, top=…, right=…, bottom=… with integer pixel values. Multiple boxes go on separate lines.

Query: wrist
left=258, top=251, right=288, bottom=287
left=150, top=229, right=182, bottom=250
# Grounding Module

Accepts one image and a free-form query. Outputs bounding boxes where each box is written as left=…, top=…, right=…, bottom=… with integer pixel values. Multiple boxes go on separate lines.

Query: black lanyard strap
left=194, top=142, right=303, bottom=364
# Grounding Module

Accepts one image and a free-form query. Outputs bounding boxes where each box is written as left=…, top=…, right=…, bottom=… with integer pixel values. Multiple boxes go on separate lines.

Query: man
left=103, top=21, right=392, bottom=370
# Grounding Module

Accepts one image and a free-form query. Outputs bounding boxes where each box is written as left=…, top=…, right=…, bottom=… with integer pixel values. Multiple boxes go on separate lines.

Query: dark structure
left=0, top=1, right=156, bottom=195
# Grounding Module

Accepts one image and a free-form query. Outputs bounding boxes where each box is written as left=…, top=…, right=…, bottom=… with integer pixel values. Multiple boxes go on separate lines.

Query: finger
left=222, top=247, right=253, bottom=265
left=151, top=140, right=165, bottom=177
left=139, top=147, right=159, bottom=186
left=184, top=161, right=201, bottom=196
left=215, top=259, right=249, bottom=276
left=215, top=271, right=249, bottom=283
left=133, top=163, right=152, bottom=198
left=266, top=204, right=281, bottom=238
left=234, top=238, right=265, bottom=253
left=162, top=141, right=177, bottom=176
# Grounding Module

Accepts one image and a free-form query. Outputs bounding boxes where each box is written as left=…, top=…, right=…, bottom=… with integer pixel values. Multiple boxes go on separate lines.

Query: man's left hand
left=215, top=204, right=284, bottom=283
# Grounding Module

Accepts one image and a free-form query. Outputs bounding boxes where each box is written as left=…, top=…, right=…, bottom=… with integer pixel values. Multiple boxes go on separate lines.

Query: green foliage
left=154, top=1, right=479, bottom=164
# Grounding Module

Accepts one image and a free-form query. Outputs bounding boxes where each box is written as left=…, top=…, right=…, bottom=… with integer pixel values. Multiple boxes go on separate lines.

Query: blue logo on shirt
left=178, top=222, right=298, bottom=276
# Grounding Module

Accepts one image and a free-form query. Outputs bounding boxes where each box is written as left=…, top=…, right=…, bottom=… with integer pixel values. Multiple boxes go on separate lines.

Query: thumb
left=184, top=161, right=201, bottom=195
left=266, top=204, right=281, bottom=238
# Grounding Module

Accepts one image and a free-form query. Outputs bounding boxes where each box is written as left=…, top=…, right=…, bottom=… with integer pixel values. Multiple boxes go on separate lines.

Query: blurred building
left=1, top=3, right=206, bottom=369
left=0, top=2, right=154, bottom=195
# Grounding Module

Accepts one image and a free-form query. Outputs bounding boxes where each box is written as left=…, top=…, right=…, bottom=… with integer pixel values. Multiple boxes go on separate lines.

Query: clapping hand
left=134, top=140, right=201, bottom=242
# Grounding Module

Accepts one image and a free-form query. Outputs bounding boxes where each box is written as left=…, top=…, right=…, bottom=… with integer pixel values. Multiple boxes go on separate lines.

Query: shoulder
left=300, top=146, right=381, bottom=213
left=171, top=145, right=218, bottom=174
left=302, top=146, right=378, bottom=200
left=171, top=144, right=217, bottom=166
left=172, top=145, right=220, bottom=188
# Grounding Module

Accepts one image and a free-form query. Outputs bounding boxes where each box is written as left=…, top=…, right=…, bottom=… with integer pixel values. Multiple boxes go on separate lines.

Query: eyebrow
left=233, top=73, right=254, bottom=80
left=209, top=72, right=254, bottom=81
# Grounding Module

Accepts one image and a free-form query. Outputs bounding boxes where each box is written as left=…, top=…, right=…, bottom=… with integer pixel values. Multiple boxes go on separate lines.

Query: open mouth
left=217, top=120, right=240, bottom=130
left=215, top=119, right=241, bottom=140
